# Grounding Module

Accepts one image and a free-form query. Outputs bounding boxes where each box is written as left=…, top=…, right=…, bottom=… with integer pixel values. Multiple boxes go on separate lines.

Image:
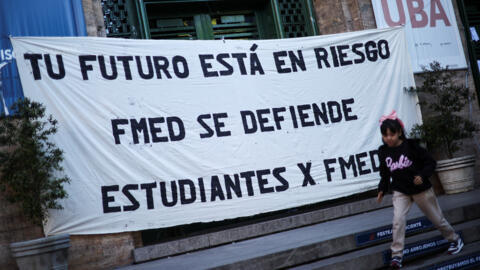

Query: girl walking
left=376, top=111, right=463, bottom=269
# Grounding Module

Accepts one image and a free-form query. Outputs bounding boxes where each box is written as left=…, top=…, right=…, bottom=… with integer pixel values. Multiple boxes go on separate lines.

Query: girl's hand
left=377, top=191, right=384, bottom=203
left=414, top=175, right=423, bottom=185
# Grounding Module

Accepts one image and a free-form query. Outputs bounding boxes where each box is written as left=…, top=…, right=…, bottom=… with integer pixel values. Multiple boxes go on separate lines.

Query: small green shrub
left=407, top=62, right=477, bottom=159
left=0, top=98, right=70, bottom=225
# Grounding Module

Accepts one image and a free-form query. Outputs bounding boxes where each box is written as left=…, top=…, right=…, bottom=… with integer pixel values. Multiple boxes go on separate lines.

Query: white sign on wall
left=371, top=0, right=467, bottom=73
left=12, top=27, right=421, bottom=235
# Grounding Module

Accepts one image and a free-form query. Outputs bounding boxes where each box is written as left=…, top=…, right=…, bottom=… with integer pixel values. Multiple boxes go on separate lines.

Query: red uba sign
left=381, top=0, right=451, bottom=28
left=372, top=0, right=467, bottom=72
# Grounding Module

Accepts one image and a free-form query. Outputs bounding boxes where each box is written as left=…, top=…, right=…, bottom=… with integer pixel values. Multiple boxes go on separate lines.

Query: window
left=142, top=2, right=264, bottom=40
left=103, top=0, right=319, bottom=40
left=102, top=0, right=141, bottom=38
left=277, top=0, right=316, bottom=38
left=458, top=0, right=480, bottom=105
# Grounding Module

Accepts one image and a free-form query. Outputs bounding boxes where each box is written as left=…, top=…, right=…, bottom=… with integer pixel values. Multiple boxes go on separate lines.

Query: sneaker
left=448, top=237, right=464, bottom=255
left=390, top=256, right=403, bottom=268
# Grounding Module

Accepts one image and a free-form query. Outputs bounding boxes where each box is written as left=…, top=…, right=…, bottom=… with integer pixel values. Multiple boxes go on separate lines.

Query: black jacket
left=377, top=139, right=436, bottom=195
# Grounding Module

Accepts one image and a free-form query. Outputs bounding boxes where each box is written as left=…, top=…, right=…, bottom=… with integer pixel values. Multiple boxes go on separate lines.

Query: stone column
left=314, top=0, right=373, bottom=35
left=82, top=0, right=106, bottom=37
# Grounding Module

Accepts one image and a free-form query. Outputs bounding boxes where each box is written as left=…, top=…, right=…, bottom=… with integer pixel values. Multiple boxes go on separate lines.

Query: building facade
left=1, top=0, right=479, bottom=269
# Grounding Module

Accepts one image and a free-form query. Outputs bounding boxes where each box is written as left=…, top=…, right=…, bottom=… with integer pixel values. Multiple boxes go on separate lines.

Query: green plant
left=0, top=98, right=70, bottom=225
left=407, top=61, right=477, bottom=159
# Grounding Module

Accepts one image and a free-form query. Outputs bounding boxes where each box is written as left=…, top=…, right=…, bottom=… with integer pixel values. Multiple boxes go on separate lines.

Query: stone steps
left=118, top=190, right=480, bottom=270
left=403, top=241, right=480, bottom=270
left=289, top=218, right=480, bottom=270
left=133, top=193, right=394, bottom=263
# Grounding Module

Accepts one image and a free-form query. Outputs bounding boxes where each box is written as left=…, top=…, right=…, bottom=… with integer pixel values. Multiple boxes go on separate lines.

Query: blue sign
left=382, top=232, right=462, bottom=266
left=0, top=0, right=87, bottom=115
left=355, top=217, right=433, bottom=246
left=419, top=251, right=480, bottom=270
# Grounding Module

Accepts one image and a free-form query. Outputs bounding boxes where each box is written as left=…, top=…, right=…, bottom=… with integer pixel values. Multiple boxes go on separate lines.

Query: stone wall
left=0, top=147, right=138, bottom=270
left=0, top=192, right=43, bottom=270
left=0, top=196, right=141, bottom=270
left=314, top=0, right=376, bottom=34
left=0, top=184, right=141, bottom=270
left=69, top=232, right=141, bottom=270
left=82, top=0, right=106, bottom=37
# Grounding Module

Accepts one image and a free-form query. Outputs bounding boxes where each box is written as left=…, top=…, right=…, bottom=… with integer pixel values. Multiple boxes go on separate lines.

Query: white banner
left=371, top=0, right=467, bottom=73
left=12, top=27, right=421, bottom=235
